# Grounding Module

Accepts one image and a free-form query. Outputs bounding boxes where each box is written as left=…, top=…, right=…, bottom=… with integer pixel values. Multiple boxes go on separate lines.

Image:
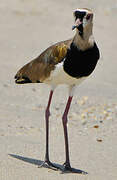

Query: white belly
left=44, top=62, right=86, bottom=86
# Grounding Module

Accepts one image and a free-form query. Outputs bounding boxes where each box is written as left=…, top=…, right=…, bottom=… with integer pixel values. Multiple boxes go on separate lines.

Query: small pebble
left=32, top=88, right=36, bottom=92
left=55, top=107, right=59, bottom=111
left=93, top=125, right=99, bottom=128
left=97, top=139, right=102, bottom=142
left=100, top=120, right=103, bottom=123
left=3, top=84, right=8, bottom=87
left=77, top=96, right=88, bottom=105
left=81, top=113, right=87, bottom=119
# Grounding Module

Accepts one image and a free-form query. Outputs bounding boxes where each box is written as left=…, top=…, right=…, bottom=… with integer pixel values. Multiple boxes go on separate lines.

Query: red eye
left=86, top=14, right=91, bottom=20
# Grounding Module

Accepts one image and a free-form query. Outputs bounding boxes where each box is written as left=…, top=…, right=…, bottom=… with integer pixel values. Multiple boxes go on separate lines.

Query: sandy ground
left=0, top=0, right=117, bottom=179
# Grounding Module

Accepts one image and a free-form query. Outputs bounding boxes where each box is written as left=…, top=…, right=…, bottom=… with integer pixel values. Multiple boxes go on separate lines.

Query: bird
left=14, top=8, right=100, bottom=172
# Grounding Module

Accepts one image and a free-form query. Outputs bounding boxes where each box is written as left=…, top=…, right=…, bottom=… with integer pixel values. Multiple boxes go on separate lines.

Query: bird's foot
left=38, top=159, right=60, bottom=171
left=63, top=162, right=72, bottom=171
left=62, top=162, right=88, bottom=174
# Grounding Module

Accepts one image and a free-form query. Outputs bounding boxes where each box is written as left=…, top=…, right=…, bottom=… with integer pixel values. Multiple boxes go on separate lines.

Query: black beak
left=77, top=24, right=83, bottom=35
left=72, top=17, right=83, bottom=36
left=72, top=23, right=83, bottom=37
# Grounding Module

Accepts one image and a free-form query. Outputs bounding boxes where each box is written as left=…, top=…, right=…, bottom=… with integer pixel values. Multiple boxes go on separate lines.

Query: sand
left=0, top=0, right=117, bottom=179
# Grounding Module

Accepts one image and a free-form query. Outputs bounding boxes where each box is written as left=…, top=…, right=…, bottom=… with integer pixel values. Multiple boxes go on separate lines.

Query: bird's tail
left=14, top=61, right=41, bottom=84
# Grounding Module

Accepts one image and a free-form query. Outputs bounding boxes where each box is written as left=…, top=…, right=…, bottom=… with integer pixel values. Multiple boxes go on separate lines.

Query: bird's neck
left=73, top=23, right=94, bottom=51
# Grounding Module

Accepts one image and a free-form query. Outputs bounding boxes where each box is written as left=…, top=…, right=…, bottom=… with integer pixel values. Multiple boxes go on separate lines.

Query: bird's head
left=72, top=8, right=93, bottom=38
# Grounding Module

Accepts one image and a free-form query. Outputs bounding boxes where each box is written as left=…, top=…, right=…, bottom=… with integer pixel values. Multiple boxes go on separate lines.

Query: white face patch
left=74, top=8, right=90, bottom=14
left=73, top=8, right=93, bottom=29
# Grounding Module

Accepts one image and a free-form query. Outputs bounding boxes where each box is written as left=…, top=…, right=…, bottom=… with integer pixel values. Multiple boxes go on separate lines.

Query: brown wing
left=15, top=39, right=72, bottom=84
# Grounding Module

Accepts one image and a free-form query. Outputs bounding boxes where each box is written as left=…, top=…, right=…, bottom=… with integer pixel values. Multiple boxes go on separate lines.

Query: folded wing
left=15, top=39, right=72, bottom=84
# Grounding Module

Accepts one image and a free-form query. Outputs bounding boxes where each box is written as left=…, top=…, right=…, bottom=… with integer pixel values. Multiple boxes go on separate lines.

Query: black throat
left=78, top=24, right=83, bottom=37
left=63, top=42, right=100, bottom=78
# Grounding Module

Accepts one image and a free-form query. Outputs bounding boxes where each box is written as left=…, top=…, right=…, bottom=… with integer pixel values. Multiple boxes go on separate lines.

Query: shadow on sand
left=9, top=154, right=88, bottom=175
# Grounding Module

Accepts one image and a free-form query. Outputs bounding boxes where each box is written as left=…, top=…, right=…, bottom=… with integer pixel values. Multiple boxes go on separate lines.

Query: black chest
left=63, top=42, right=100, bottom=78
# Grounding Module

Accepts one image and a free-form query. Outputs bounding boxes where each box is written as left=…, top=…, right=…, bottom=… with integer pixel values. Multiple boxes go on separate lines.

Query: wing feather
left=15, top=39, right=72, bottom=83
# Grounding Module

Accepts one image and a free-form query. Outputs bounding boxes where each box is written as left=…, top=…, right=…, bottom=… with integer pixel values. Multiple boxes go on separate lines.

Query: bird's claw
left=38, top=160, right=60, bottom=171
left=63, top=162, right=72, bottom=171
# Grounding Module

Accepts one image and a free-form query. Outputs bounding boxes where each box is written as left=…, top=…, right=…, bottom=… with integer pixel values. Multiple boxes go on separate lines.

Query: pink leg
left=45, top=90, right=53, bottom=162
left=62, top=96, right=73, bottom=170
left=39, top=90, right=59, bottom=170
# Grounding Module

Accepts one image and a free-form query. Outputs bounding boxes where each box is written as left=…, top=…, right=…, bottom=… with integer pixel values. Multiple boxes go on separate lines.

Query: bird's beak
left=72, top=18, right=82, bottom=30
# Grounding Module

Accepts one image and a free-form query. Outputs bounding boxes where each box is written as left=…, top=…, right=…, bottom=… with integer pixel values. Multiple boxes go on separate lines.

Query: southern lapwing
left=15, top=8, right=100, bottom=172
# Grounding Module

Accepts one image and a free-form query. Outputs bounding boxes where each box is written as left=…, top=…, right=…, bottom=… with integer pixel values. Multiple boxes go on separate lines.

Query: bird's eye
left=86, top=14, right=91, bottom=20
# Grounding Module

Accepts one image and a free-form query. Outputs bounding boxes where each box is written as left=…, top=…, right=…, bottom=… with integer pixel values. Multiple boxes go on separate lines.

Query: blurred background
left=0, top=0, right=117, bottom=179
left=0, top=0, right=117, bottom=101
